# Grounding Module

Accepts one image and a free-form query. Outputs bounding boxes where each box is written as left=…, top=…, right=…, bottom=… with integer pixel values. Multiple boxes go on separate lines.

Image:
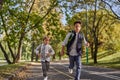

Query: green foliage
left=0, top=0, right=61, bottom=63
left=0, top=0, right=120, bottom=63
left=61, top=0, right=120, bottom=63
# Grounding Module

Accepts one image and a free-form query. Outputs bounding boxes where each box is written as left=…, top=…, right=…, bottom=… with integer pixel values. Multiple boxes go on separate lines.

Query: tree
left=0, top=0, right=58, bottom=64
left=101, top=0, right=120, bottom=20
left=62, top=0, right=119, bottom=63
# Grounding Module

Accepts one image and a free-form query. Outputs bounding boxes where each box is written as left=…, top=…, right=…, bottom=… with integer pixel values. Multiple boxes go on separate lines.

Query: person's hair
left=74, top=21, right=81, bottom=25
left=43, top=36, right=50, bottom=41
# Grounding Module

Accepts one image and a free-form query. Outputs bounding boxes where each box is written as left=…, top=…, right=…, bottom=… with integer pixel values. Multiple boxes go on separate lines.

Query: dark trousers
left=41, top=61, right=50, bottom=77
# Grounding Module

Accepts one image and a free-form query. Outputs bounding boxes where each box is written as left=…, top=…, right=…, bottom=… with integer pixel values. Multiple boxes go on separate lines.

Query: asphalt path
left=25, top=61, right=120, bottom=80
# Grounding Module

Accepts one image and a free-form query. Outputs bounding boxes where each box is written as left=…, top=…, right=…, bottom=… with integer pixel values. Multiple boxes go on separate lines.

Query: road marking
left=51, top=67, right=91, bottom=80
left=51, top=66, right=74, bottom=79
left=58, top=63, right=120, bottom=80
left=66, top=79, right=91, bottom=80
left=103, top=74, right=120, bottom=80
left=83, top=69, right=120, bottom=80
left=51, top=64, right=91, bottom=80
left=32, top=62, right=120, bottom=80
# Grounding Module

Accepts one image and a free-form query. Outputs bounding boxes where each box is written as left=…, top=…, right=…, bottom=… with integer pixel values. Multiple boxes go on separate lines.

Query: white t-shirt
left=36, top=43, right=55, bottom=62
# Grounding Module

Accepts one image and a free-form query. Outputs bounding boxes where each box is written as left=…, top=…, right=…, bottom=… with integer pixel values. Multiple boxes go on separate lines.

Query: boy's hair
left=43, top=36, right=50, bottom=41
left=74, top=21, right=81, bottom=25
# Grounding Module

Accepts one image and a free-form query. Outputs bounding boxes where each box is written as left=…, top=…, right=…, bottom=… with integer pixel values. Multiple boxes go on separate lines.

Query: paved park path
left=23, top=61, right=120, bottom=80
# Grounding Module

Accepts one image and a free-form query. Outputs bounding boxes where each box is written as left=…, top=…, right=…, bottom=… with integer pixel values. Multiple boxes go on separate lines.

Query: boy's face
left=44, top=38, right=50, bottom=44
left=74, top=23, right=81, bottom=32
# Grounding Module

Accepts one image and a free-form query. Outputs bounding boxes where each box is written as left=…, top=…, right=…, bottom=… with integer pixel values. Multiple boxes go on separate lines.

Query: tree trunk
left=52, top=54, right=56, bottom=61
left=92, top=0, right=98, bottom=64
left=14, top=33, right=24, bottom=63
left=93, top=51, right=97, bottom=64
left=19, top=44, right=22, bottom=61
left=90, top=42, right=94, bottom=59
left=58, top=51, right=61, bottom=60
left=0, top=42, right=12, bottom=64
left=7, top=41, right=16, bottom=63
left=93, top=37, right=98, bottom=64
left=36, top=55, right=39, bottom=61
left=31, top=41, right=35, bottom=62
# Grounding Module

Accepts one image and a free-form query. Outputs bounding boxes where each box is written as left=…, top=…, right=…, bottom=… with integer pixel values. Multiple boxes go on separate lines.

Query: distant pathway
left=24, top=61, right=120, bottom=80
left=0, top=60, right=7, bottom=66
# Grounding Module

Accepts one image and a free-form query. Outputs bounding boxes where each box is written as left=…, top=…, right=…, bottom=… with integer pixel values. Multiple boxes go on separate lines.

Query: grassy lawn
left=0, top=62, right=26, bottom=79
left=82, top=51, right=120, bottom=69
left=83, top=61, right=120, bottom=69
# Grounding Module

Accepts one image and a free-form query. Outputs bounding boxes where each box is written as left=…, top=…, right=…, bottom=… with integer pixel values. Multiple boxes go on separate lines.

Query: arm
left=62, top=33, right=71, bottom=46
left=46, top=45, right=55, bottom=57
left=61, top=45, right=65, bottom=56
left=35, top=44, right=41, bottom=56
left=60, top=33, right=71, bottom=56
left=49, top=46, right=55, bottom=55
left=83, top=36, right=89, bottom=47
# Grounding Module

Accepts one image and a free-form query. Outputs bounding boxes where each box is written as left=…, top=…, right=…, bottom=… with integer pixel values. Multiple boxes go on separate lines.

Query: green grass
left=82, top=51, right=120, bottom=69
left=83, top=61, right=120, bottom=69
left=0, top=62, right=26, bottom=79
left=98, top=51, right=120, bottom=62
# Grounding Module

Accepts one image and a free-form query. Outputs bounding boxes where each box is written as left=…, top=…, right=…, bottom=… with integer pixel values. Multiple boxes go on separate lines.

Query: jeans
left=69, top=55, right=82, bottom=80
left=41, top=61, right=50, bottom=77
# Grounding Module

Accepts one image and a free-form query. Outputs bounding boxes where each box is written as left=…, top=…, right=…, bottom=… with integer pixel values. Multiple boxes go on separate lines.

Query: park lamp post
left=84, top=1, right=89, bottom=64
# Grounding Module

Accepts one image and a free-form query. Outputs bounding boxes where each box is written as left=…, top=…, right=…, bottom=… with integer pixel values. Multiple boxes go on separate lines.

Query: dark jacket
left=66, top=30, right=84, bottom=56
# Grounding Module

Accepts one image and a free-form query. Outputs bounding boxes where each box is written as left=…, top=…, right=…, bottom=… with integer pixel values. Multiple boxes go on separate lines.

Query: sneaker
left=68, top=68, right=73, bottom=74
left=44, top=76, right=48, bottom=80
